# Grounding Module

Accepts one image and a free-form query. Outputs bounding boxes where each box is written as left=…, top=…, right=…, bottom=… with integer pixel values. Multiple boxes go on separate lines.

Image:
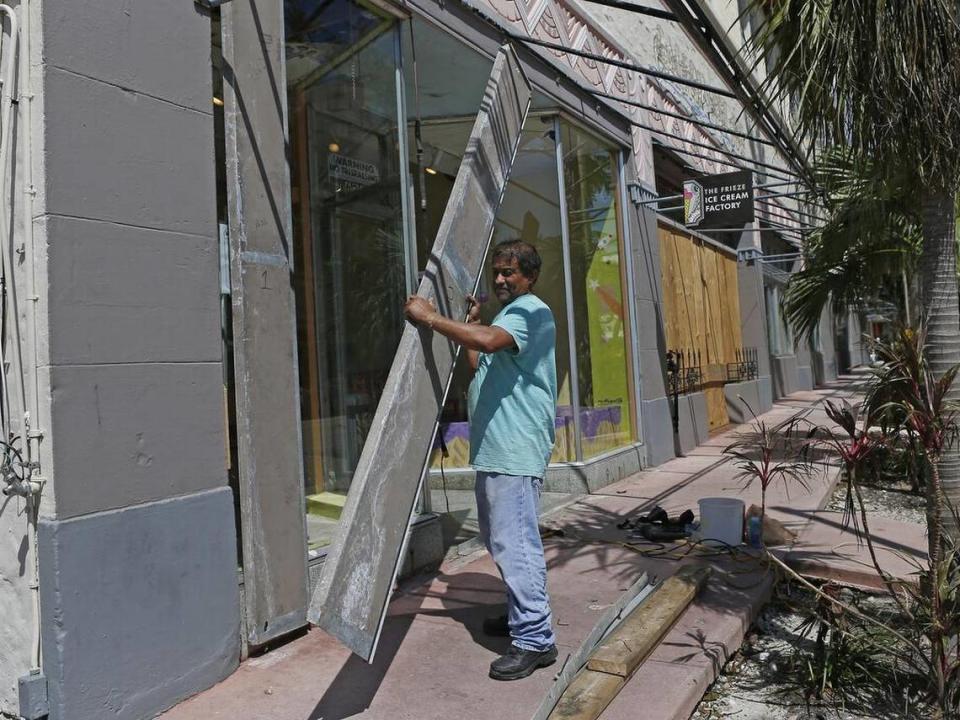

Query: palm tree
left=749, top=0, right=960, bottom=538
left=781, top=149, right=921, bottom=339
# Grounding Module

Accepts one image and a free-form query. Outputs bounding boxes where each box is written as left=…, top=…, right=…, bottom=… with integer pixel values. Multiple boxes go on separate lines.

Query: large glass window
left=287, top=0, right=409, bottom=548
left=429, top=118, right=636, bottom=477
left=429, top=121, right=577, bottom=473
left=561, top=123, right=635, bottom=459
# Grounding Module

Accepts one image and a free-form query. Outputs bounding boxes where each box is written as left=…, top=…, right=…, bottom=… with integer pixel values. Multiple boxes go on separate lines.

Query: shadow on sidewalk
left=308, top=571, right=511, bottom=719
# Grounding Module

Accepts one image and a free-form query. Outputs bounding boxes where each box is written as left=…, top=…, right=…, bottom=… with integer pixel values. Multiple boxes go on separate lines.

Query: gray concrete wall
left=771, top=354, right=799, bottom=399
left=625, top=168, right=677, bottom=467
left=39, top=489, right=240, bottom=720
left=849, top=311, right=870, bottom=368
left=676, top=392, right=709, bottom=454
left=836, top=309, right=868, bottom=372
left=0, top=506, right=32, bottom=717
left=38, top=1, right=224, bottom=516
left=795, top=342, right=814, bottom=391
left=736, top=261, right=773, bottom=413
left=29, top=2, right=241, bottom=718
left=724, top=379, right=762, bottom=425
left=814, top=305, right=838, bottom=384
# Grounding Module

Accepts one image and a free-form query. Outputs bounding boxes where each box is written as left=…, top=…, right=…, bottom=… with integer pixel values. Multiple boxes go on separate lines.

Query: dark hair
left=491, top=239, right=542, bottom=279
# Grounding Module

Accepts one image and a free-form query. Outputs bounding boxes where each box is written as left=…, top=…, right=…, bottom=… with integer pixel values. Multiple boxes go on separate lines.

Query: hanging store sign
left=683, top=170, right=753, bottom=228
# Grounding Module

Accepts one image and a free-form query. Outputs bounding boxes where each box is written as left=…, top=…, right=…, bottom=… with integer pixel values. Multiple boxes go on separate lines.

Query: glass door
left=287, top=0, right=410, bottom=549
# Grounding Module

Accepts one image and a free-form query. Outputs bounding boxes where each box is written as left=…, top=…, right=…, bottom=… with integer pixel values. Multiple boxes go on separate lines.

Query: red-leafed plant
left=801, top=327, right=960, bottom=718
left=862, top=327, right=960, bottom=716
left=724, top=403, right=819, bottom=524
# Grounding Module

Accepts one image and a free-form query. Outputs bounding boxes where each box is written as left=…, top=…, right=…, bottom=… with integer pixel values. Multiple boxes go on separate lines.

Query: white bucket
left=698, top=497, right=745, bottom=547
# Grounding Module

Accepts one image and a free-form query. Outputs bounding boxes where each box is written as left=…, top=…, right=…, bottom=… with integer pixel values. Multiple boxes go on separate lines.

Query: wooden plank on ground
left=307, top=45, right=532, bottom=662
left=587, top=565, right=711, bottom=677
left=544, top=565, right=711, bottom=720
left=550, top=670, right=624, bottom=720
left=530, top=574, right=654, bottom=720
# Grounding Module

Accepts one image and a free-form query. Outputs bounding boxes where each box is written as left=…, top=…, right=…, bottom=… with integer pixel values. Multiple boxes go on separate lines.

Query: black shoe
left=489, top=644, right=558, bottom=681
left=482, top=614, right=510, bottom=637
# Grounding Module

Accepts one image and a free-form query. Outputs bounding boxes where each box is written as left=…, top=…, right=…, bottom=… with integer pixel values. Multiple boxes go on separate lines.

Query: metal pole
left=635, top=119, right=800, bottom=177
left=572, top=0, right=677, bottom=21
left=652, top=140, right=796, bottom=183
left=755, top=179, right=801, bottom=190
left=395, top=27, right=417, bottom=298
left=696, top=226, right=815, bottom=234
left=636, top=193, right=682, bottom=206
left=618, top=152, right=644, bottom=445
left=589, top=87, right=776, bottom=147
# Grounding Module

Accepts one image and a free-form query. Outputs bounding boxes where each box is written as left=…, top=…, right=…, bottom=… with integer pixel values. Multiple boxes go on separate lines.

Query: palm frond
left=749, top=0, right=960, bottom=190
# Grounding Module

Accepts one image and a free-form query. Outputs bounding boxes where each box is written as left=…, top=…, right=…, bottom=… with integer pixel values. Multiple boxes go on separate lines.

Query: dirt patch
left=826, top=481, right=926, bottom=526
left=692, top=587, right=922, bottom=720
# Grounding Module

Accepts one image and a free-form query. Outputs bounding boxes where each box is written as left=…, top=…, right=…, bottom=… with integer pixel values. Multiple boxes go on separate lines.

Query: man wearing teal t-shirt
left=405, top=240, right=558, bottom=681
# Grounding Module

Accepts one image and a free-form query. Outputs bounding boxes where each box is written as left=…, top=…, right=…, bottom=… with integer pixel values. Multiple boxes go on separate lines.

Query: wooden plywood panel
left=659, top=225, right=742, bottom=431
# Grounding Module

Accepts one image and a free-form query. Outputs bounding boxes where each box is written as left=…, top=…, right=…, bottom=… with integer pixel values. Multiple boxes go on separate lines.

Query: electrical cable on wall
left=0, top=1, right=44, bottom=682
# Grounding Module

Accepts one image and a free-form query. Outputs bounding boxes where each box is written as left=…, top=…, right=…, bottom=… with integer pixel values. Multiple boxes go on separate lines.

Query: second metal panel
left=221, top=0, right=310, bottom=648
left=309, top=45, right=532, bottom=661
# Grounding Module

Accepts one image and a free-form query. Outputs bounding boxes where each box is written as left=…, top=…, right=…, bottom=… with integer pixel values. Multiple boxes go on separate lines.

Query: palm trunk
left=920, top=191, right=960, bottom=542
left=927, top=455, right=947, bottom=717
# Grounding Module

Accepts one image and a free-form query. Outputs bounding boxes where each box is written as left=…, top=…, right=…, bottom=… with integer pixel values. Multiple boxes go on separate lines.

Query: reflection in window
left=429, top=119, right=636, bottom=470
left=287, top=0, right=407, bottom=548
left=562, top=123, right=635, bottom=459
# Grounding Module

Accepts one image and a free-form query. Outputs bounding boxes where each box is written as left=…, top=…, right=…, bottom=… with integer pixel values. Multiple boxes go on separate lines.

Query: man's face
left=492, top=256, right=536, bottom=303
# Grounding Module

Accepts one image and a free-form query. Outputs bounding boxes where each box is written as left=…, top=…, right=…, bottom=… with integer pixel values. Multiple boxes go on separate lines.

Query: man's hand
left=404, top=293, right=513, bottom=355
left=404, top=295, right=437, bottom=327
left=466, top=294, right=483, bottom=324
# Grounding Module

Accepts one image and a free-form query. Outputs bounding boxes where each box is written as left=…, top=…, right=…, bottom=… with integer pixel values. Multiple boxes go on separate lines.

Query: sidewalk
left=161, top=377, right=863, bottom=720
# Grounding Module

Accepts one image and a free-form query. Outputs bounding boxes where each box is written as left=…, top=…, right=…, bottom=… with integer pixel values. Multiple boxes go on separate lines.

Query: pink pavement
left=785, top=511, right=928, bottom=591
left=161, top=377, right=888, bottom=720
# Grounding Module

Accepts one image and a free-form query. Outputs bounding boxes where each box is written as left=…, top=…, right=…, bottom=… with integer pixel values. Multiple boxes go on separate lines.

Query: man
left=404, top=239, right=558, bottom=681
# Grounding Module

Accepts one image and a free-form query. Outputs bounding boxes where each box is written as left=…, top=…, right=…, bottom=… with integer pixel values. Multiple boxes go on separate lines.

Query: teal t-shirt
left=468, top=293, right=557, bottom=479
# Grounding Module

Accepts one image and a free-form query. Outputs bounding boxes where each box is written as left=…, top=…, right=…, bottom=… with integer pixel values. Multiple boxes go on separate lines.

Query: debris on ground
left=826, top=481, right=926, bottom=526
left=692, top=586, right=928, bottom=720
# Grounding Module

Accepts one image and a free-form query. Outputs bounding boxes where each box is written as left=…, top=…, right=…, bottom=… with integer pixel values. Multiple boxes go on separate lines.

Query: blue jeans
left=475, top=471, right=556, bottom=651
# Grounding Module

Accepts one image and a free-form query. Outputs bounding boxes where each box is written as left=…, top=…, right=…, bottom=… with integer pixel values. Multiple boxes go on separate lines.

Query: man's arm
left=404, top=296, right=516, bottom=363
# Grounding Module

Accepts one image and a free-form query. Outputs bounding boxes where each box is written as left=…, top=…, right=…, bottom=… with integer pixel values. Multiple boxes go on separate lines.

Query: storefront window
left=428, top=118, right=636, bottom=475
left=287, top=0, right=408, bottom=548
left=561, top=123, right=635, bottom=458
left=429, top=122, right=577, bottom=473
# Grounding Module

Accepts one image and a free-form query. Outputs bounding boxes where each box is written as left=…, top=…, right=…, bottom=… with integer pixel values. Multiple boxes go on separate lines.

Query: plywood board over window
left=659, top=225, right=743, bottom=430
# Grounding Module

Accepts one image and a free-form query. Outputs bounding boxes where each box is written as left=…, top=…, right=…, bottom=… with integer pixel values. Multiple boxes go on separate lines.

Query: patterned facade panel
left=476, top=0, right=731, bottom=185
left=478, top=0, right=801, bottom=221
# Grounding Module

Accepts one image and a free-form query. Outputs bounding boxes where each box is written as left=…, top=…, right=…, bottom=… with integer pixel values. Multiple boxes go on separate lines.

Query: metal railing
left=725, top=347, right=759, bottom=383
left=666, top=348, right=702, bottom=396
